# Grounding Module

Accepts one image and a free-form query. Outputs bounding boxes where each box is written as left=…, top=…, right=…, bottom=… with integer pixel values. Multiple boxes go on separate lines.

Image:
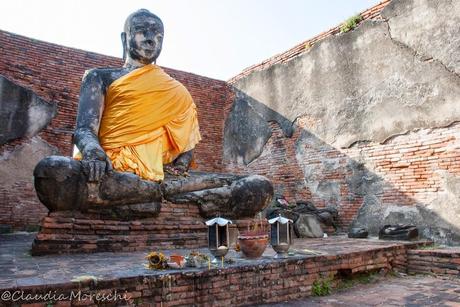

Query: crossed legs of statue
left=34, top=156, right=273, bottom=220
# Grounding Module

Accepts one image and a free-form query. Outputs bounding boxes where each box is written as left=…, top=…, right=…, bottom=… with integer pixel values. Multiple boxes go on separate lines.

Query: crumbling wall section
left=225, top=0, right=460, bottom=244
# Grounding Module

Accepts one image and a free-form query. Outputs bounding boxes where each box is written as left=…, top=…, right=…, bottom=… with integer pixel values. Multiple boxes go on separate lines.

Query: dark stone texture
left=34, top=156, right=162, bottom=214
left=265, top=196, right=339, bottom=238
left=34, top=155, right=272, bottom=220
left=0, top=75, right=56, bottom=145
left=294, top=214, right=323, bottom=238
left=295, top=201, right=339, bottom=231
left=33, top=156, right=87, bottom=212
left=294, top=132, right=385, bottom=213
left=162, top=171, right=243, bottom=195
left=168, top=174, right=273, bottom=219
left=85, top=203, right=162, bottom=221
left=99, top=171, right=162, bottom=204
left=223, top=94, right=272, bottom=165
left=345, top=160, right=383, bottom=197
left=229, top=175, right=274, bottom=217
left=223, top=90, right=294, bottom=165
left=240, top=91, right=294, bottom=139
left=350, top=195, right=384, bottom=235
left=348, top=227, right=368, bottom=239
left=379, top=225, right=419, bottom=241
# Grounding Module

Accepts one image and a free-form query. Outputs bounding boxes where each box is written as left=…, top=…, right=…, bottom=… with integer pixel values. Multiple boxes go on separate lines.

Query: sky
left=0, top=0, right=381, bottom=80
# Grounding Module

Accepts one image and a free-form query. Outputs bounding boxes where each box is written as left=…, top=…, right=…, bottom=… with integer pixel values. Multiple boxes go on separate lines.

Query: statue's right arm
left=74, top=69, right=112, bottom=181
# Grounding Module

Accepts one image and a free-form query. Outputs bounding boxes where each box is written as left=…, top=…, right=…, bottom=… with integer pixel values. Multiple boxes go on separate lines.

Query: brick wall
left=31, top=203, right=208, bottom=255
left=223, top=0, right=460, bottom=237
left=0, top=181, right=40, bottom=231
left=344, top=124, right=460, bottom=207
left=407, top=248, right=460, bottom=276
left=305, top=121, right=460, bottom=228
left=0, top=30, right=233, bottom=230
left=224, top=114, right=460, bottom=229
left=223, top=122, right=311, bottom=202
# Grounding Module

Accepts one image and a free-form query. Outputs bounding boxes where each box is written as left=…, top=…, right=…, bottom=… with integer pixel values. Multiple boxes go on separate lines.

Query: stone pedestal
left=31, top=202, right=266, bottom=255
left=31, top=202, right=208, bottom=255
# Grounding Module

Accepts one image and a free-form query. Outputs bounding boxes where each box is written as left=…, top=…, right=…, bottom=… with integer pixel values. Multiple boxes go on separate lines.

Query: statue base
left=31, top=202, right=208, bottom=255
left=31, top=202, right=263, bottom=255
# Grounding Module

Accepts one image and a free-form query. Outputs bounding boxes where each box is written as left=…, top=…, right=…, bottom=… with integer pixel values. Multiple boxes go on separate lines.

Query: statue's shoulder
left=81, top=67, right=127, bottom=89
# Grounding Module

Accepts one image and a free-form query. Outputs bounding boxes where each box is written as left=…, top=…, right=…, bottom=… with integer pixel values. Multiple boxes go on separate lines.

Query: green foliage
left=312, top=277, right=332, bottom=296
left=336, top=271, right=378, bottom=290
left=340, top=14, right=363, bottom=33
left=312, top=270, right=389, bottom=297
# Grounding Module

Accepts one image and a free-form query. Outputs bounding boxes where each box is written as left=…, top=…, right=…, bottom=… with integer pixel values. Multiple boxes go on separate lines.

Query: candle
left=221, top=256, right=224, bottom=268
left=208, top=258, right=211, bottom=270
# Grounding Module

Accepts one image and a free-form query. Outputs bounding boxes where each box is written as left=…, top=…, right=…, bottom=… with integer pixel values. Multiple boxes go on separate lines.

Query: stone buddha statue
left=33, top=9, right=273, bottom=220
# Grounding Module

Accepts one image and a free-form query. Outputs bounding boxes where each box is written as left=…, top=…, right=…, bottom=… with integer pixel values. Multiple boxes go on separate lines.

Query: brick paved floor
left=260, top=274, right=460, bottom=306
left=0, top=233, right=427, bottom=290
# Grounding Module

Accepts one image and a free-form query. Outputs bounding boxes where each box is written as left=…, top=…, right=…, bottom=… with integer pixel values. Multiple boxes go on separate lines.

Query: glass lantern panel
left=218, top=225, right=228, bottom=247
left=279, top=223, right=289, bottom=244
left=208, top=225, right=217, bottom=249
left=270, top=223, right=278, bottom=245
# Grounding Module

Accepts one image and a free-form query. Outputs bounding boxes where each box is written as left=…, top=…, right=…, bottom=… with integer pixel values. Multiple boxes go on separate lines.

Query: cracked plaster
left=224, top=0, right=460, bottom=244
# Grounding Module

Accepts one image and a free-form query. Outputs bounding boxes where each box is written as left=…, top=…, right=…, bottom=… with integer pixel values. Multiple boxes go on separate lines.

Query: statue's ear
left=121, top=32, right=127, bottom=62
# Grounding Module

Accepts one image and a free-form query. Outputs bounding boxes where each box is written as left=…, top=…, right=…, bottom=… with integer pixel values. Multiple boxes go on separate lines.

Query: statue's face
left=125, top=14, right=164, bottom=64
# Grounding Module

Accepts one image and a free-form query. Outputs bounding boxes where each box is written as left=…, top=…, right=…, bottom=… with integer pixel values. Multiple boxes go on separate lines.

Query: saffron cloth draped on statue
left=96, top=64, right=200, bottom=181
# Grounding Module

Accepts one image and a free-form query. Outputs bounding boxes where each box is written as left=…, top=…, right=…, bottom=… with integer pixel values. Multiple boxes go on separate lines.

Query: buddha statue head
left=121, top=9, right=164, bottom=65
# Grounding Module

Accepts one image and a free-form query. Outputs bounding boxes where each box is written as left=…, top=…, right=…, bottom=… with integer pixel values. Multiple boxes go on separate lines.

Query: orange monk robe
left=98, top=64, right=201, bottom=181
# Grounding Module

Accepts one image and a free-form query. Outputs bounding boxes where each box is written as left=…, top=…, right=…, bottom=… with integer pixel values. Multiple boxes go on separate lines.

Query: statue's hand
left=82, top=158, right=113, bottom=182
left=164, top=164, right=189, bottom=177
left=174, top=163, right=189, bottom=177
left=82, top=146, right=113, bottom=182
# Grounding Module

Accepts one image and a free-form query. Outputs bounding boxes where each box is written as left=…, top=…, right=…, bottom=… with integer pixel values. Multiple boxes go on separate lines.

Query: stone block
left=294, top=214, right=324, bottom=238
left=0, top=75, right=56, bottom=145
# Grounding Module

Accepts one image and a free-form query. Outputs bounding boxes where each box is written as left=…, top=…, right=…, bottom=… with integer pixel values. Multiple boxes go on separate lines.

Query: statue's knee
left=34, top=156, right=86, bottom=211
left=34, top=156, right=82, bottom=180
left=230, top=175, right=274, bottom=217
